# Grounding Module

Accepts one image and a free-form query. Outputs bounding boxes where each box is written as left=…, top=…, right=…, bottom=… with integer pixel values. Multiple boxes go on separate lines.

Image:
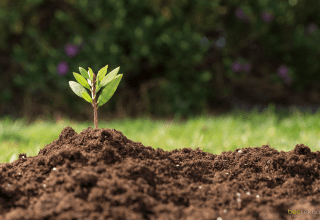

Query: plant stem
left=92, top=72, right=98, bottom=129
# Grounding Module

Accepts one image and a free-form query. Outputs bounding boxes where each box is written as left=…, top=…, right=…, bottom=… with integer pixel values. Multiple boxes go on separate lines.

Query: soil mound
left=1, top=126, right=319, bottom=220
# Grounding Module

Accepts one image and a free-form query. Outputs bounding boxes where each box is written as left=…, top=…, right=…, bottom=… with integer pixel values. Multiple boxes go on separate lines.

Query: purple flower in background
left=215, top=37, right=226, bottom=49
left=235, top=8, right=245, bottom=19
left=307, top=23, right=318, bottom=34
left=232, top=61, right=242, bottom=72
left=277, top=65, right=288, bottom=78
left=261, top=11, right=273, bottom=23
left=277, top=65, right=293, bottom=85
left=57, top=61, right=69, bottom=76
left=64, top=43, right=81, bottom=57
left=235, top=8, right=249, bottom=21
left=231, top=61, right=252, bottom=73
left=242, top=63, right=252, bottom=72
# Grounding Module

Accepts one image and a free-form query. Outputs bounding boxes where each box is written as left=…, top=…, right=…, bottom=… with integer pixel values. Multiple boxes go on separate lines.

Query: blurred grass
left=1, top=105, right=320, bottom=164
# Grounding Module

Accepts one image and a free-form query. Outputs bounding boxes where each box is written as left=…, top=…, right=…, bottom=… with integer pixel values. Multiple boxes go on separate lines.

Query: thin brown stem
left=92, top=73, right=98, bottom=129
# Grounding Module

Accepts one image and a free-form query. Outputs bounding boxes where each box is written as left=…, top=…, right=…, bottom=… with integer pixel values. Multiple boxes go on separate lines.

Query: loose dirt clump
left=1, top=126, right=320, bottom=220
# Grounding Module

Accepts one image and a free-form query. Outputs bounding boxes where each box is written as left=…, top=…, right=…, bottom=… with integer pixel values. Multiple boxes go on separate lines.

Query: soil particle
left=0, top=126, right=319, bottom=220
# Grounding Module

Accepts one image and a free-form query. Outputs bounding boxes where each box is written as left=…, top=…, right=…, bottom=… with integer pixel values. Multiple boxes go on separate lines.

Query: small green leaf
left=97, top=65, right=108, bottom=82
left=88, top=67, right=94, bottom=82
left=95, top=75, right=99, bottom=90
left=69, top=81, right=90, bottom=99
left=73, top=72, right=91, bottom=90
left=81, top=92, right=92, bottom=103
left=97, top=74, right=123, bottom=108
left=96, top=85, right=101, bottom=94
left=99, top=66, right=120, bottom=88
left=95, top=85, right=100, bottom=94
left=79, top=67, right=89, bottom=79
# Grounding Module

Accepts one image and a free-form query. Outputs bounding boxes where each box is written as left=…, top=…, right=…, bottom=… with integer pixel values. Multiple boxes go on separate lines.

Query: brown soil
left=1, top=126, right=320, bottom=220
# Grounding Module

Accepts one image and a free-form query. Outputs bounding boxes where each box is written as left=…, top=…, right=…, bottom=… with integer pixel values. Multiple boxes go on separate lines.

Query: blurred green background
left=1, top=0, right=320, bottom=163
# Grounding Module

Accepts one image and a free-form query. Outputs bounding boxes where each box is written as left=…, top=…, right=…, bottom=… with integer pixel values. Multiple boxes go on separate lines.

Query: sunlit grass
left=1, top=105, right=320, bottom=163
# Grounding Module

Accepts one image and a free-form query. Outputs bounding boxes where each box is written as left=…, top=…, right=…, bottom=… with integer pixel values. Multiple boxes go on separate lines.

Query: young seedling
left=69, top=65, right=123, bottom=129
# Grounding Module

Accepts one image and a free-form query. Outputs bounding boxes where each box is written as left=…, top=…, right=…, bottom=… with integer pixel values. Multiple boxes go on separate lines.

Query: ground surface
left=1, top=126, right=319, bottom=220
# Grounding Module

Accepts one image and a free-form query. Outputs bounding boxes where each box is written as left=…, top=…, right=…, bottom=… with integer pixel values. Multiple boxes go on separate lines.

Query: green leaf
left=88, top=67, right=94, bottom=82
left=79, top=67, right=89, bottom=79
left=95, top=74, right=99, bottom=90
left=99, top=66, right=120, bottom=88
left=96, top=85, right=101, bottom=94
left=69, top=81, right=91, bottom=99
left=97, top=65, right=108, bottom=82
left=81, top=92, right=92, bottom=103
left=97, top=74, right=123, bottom=108
left=73, top=72, right=91, bottom=90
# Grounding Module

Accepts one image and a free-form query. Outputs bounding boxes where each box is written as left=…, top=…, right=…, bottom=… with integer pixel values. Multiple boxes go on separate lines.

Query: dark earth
left=1, top=126, right=320, bottom=220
